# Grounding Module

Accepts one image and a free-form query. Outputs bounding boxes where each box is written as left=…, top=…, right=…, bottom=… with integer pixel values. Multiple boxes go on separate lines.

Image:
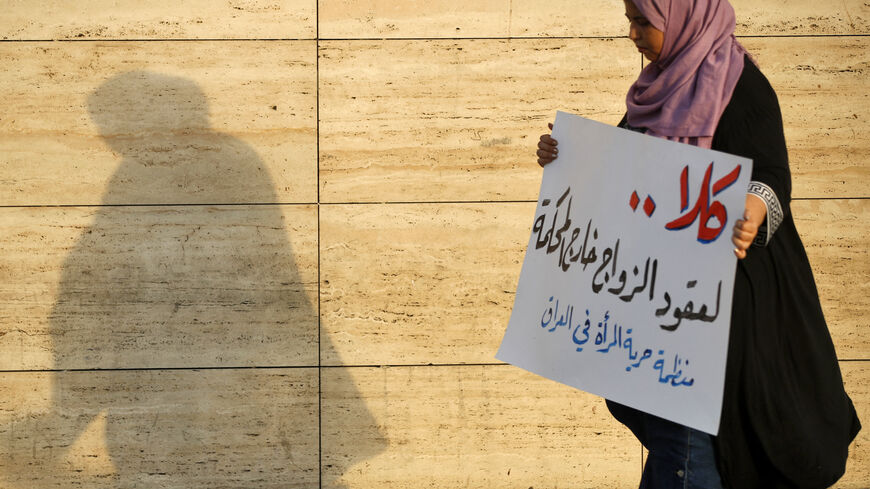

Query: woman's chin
left=642, top=52, right=659, bottom=63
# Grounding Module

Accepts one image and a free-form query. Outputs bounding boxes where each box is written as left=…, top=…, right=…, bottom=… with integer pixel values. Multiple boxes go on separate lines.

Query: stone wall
left=0, top=1, right=867, bottom=487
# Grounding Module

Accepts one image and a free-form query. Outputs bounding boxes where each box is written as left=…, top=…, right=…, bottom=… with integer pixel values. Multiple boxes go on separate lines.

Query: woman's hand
left=732, top=194, right=767, bottom=259
left=537, top=123, right=558, bottom=167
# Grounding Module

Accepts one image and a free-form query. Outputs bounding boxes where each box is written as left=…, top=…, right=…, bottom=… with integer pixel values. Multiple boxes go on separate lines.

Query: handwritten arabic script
left=540, top=299, right=695, bottom=386
left=665, top=162, right=742, bottom=243
left=532, top=186, right=724, bottom=333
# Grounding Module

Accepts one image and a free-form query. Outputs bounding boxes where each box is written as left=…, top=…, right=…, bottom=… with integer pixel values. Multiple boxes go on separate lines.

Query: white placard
left=496, top=111, right=752, bottom=435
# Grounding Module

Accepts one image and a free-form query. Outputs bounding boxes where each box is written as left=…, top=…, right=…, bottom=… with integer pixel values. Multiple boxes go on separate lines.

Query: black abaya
left=615, top=55, right=861, bottom=488
left=709, top=56, right=859, bottom=489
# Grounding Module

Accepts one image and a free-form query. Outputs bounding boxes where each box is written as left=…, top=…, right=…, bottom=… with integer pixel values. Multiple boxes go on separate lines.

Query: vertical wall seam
left=316, top=2, right=323, bottom=487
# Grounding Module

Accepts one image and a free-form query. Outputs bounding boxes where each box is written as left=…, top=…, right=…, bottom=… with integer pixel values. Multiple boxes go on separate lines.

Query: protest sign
left=496, top=111, right=752, bottom=435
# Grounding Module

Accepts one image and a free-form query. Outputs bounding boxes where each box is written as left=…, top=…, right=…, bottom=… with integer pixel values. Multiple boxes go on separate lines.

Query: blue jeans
left=607, top=401, right=724, bottom=489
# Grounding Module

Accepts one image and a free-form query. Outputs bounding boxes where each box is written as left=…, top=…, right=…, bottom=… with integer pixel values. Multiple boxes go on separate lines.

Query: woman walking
left=536, top=1, right=861, bottom=487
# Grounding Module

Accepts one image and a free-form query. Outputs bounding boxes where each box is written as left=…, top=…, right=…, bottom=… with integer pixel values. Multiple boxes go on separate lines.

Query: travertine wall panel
left=318, top=0, right=870, bottom=38
left=319, top=39, right=638, bottom=203
left=836, top=362, right=869, bottom=488
left=742, top=37, right=870, bottom=199
left=732, top=0, right=870, bottom=35
left=793, top=199, right=870, bottom=360
left=0, top=0, right=316, bottom=40
left=321, top=365, right=640, bottom=489
left=320, top=203, right=532, bottom=366
left=11, top=0, right=864, bottom=41
left=0, top=41, right=316, bottom=206
left=0, top=369, right=319, bottom=488
left=318, top=0, right=623, bottom=39
left=0, top=205, right=318, bottom=370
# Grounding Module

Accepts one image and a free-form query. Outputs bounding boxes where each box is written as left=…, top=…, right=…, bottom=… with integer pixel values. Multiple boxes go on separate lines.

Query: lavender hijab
left=626, top=0, right=746, bottom=148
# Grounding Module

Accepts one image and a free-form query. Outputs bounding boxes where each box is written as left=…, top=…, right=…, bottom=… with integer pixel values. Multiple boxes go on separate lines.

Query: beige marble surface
left=2, top=0, right=867, bottom=41
left=319, top=38, right=640, bottom=203
left=0, top=0, right=316, bottom=40
left=732, top=0, right=870, bottom=36
left=321, top=364, right=642, bottom=489
left=0, top=205, right=319, bottom=370
left=793, top=199, right=870, bottom=360
left=0, top=41, right=317, bottom=206
left=743, top=37, right=870, bottom=199
left=318, top=0, right=623, bottom=39
left=318, top=0, right=870, bottom=38
left=320, top=203, right=532, bottom=366
left=0, top=368, right=319, bottom=488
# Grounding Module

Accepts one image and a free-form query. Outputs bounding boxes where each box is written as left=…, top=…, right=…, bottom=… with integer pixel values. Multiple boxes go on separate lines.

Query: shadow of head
left=87, top=70, right=271, bottom=205
left=88, top=71, right=209, bottom=152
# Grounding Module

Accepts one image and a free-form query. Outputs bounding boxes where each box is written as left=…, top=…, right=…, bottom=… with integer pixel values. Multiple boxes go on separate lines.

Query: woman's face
left=624, top=0, right=664, bottom=62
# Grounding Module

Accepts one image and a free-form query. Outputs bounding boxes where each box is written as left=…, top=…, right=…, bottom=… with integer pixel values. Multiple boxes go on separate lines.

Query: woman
left=536, top=1, right=861, bottom=487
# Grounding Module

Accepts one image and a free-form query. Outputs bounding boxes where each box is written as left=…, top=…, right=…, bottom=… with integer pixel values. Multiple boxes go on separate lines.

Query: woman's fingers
left=536, top=123, right=558, bottom=167
left=539, top=133, right=558, bottom=149
left=538, top=140, right=557, bottom=154
left=732, top=233, right=750, bottom=249
left=537, top=133, right=558, bottom=167
left=732, top=224, right=755, bottom=241
left=731, top=215, right=758, bottom=259
left=732, top=234, right=750, bottom=259
left=537, top=152, right=557, bottom=166
left=538, top=144, right=557, bottom=157
left=537, top=153, right=556, bottom=167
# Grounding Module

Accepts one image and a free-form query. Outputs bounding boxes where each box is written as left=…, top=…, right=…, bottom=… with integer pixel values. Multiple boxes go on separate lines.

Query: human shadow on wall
left=9, top=71, right=384, bottom=488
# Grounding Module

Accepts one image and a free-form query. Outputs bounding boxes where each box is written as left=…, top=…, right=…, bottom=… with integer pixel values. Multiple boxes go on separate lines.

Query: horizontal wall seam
left=0, top=196, right=865, bottom=209
left=318, top=34, right=870, bottom=41
left=0, top=363, right=508, bottom=373
left=0, top=202, right=320, bottom=209
left=1, top=359, right=865, bottom=374
left=0, top=38, right=317, bottom=42
left=1, top=34, right=869, bottom=43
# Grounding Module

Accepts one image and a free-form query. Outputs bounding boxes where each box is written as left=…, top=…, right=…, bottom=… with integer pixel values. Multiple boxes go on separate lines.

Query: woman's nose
left=628, top=25, right=639, bottom=41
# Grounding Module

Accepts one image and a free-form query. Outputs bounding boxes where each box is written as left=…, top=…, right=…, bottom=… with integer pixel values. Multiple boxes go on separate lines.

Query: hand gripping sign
left=497, top=112, right=751, bottom=435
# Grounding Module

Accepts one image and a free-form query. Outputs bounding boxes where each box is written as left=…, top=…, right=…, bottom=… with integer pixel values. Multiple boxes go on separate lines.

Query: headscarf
left=626, top=0, right=746, bottom=148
